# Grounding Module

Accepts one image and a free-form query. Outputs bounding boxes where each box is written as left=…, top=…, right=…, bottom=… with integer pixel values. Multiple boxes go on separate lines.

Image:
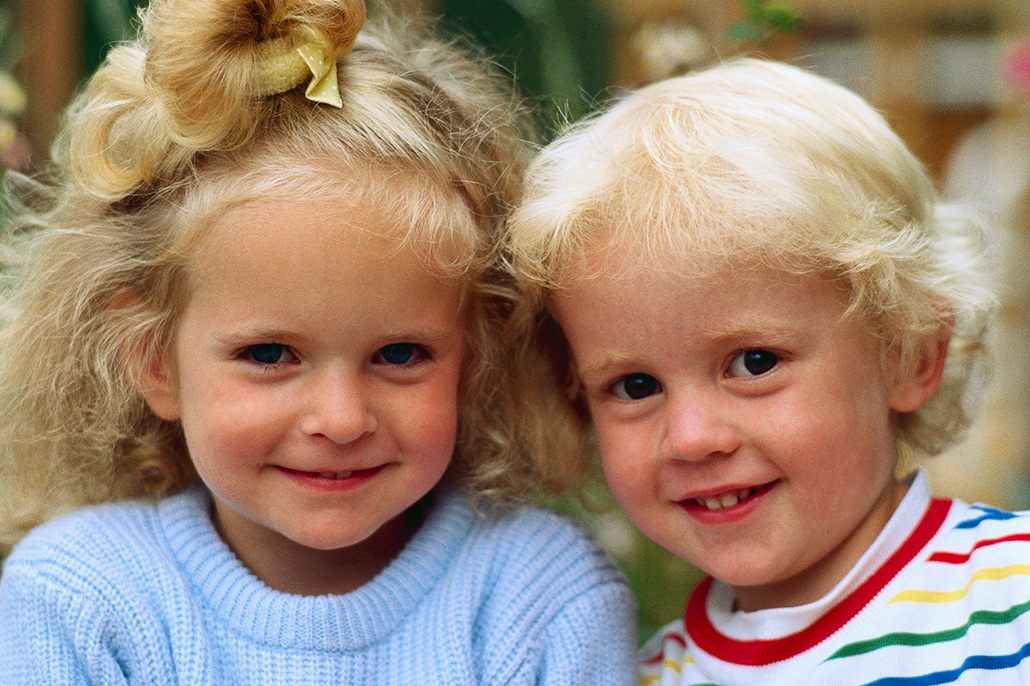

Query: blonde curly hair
left=507, top=58, right=997, bottom=467
left=0, top=0, right=580, bottom=553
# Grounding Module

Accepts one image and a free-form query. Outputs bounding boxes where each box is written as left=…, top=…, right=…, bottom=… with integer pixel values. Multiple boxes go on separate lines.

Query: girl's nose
left=300, top=372, right=377, bottom=444
left=660, top=394, right=740, bottom=463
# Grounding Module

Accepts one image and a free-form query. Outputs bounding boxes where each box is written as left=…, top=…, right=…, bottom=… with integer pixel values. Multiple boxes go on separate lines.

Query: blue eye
left=612, top=373, right=661, bottom=400
left=729, top=350, right=778, bottom=377
left=375, top=343, right=426, bottom=366
left=242, top=344, right=296, bottom=366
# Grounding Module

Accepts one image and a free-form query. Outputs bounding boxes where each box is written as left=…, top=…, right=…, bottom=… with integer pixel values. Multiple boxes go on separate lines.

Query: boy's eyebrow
left=576, top=322, right=806, bottom=380
left=576, top=352, right=639, bottom=381
left=705, top=321, right=804, bottom=342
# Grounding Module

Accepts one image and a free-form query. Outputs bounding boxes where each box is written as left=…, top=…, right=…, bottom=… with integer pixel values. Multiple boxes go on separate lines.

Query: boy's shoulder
left=927, top=497, right=1030, bottom=567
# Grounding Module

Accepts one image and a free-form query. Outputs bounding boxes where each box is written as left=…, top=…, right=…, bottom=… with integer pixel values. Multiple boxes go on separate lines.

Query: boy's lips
left=679, top=480, right=778, bottom=512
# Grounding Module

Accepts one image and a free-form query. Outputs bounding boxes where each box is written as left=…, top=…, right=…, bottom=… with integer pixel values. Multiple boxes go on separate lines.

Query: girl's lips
left=276, top=464, right=387, bottom=491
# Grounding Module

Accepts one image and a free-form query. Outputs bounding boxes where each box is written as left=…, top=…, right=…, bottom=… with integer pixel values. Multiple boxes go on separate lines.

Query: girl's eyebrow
left=212, top=325, right=462, bottom=347
left=212, top=327, right=300, bottom=346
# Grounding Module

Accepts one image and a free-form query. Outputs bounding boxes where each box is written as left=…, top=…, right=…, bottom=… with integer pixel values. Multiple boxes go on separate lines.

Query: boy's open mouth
left=687, top=481, right=776, bottom=511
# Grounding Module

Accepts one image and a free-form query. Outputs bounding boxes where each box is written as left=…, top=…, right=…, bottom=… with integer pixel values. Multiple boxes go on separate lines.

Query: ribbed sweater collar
left=158, top=486, right=473, bottom=651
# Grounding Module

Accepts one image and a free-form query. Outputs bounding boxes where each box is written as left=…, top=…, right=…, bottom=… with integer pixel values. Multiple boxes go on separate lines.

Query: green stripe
left=826, top=597, right=1030, bottom=661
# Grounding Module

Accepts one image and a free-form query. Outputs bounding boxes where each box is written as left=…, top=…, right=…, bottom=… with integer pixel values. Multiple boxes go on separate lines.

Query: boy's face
left=551, top=256, right=932, bottom=612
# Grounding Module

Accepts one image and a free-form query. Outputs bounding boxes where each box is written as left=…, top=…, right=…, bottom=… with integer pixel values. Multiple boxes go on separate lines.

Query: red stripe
left=685, top=497, right=952, bottom=666
left=928, top=533, right=1030, bottom=564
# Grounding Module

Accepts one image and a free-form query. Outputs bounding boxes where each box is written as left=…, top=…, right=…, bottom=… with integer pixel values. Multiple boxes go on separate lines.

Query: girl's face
left=551, top=254, right=941, bottom=612
left=141, top=181, right=466, bottom=595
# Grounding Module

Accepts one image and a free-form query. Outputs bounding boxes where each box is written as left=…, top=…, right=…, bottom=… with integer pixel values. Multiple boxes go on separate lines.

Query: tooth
left=738, top=489, right=752, bottom=500
left=703, top=497, right=722, bottom=510
left=719, top=493, right=739, bottom=508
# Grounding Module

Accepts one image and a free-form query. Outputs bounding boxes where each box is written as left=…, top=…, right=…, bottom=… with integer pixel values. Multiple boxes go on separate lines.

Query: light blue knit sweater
left=0, top=486, right=636, bottom=685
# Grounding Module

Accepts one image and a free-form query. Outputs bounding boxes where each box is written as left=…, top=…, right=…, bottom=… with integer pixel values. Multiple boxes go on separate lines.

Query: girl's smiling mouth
left=275, top=465, right=389, bottom=491
left=316, top=471, right=353, bottom=479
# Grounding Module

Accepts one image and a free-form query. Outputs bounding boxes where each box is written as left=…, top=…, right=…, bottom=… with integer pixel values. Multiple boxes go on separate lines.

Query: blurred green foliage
left=79, top=0, right=611, bottom=133
left=438, top=0, right=611, bottom=130
left=725, top=0, right=800, bottom=46
left=81, top=0, right=147, bottom=80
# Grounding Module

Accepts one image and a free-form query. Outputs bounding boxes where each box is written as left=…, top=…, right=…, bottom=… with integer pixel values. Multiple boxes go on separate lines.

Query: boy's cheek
left=598, top=432, right=654, bottom=498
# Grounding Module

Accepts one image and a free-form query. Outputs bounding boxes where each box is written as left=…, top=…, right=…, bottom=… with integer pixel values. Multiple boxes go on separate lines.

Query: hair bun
left=142, top=0, right=365, bottom=150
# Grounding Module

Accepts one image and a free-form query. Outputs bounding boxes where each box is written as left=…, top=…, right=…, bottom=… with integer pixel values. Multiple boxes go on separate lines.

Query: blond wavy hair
left=507, top=58, right=996, bottom=467
left=0, top=0, right=583, bottom=553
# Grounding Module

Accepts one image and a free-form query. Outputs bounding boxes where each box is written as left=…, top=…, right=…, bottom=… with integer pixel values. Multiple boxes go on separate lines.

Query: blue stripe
left=956, top=507, right=1019, bottom=529
left=859, top=642, right=1030, bottom=686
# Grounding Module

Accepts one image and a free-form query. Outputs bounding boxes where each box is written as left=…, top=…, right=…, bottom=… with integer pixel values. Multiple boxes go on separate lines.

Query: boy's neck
left=733, top=477, right=909, bottom=612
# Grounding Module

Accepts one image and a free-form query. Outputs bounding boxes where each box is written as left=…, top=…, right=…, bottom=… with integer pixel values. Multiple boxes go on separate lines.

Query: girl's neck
left=213, top=499, right=429, bottom=597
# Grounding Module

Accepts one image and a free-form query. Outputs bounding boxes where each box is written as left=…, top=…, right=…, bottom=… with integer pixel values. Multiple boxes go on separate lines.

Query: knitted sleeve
left=537, top=582, right=639, bottom=686
left=0, top=508, right=180, bottom=685
left=472, top=505, right=638, bottom=685
left=0, top=551, right=145, bottom=684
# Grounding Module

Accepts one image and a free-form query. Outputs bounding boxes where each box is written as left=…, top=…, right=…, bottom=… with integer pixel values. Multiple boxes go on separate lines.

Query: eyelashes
left=728, top=350, right=779, bottom=377
left=372, top=343, right=430, bottom=366
left=239, top=342, right=431, bottom=370
left=611, top=373, right=661, bottom=400
left=606, top=349, right=780, bottom=401
left=240, top=343, right=297, bottom=367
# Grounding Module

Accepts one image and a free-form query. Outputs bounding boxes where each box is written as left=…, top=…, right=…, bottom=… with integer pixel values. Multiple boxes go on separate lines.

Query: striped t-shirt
left=640, top=470, right=1030, bottom=685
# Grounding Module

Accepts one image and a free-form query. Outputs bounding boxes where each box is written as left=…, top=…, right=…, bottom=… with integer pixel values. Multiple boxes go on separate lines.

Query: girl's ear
left=890, top=320, right=951, bottom=414
left=136, top=348, right=181, bottom=422
left=112, top=291, right=181, bottom=422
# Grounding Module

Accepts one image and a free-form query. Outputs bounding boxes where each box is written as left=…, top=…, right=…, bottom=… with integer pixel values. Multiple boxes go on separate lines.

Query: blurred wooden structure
left=599, top=0, right=1030, bottom=181
left=14, top=0, right=80, bottom=160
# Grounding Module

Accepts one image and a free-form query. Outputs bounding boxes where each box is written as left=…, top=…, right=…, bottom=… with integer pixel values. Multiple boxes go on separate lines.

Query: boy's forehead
left=553, top=232, right=768, bottom=287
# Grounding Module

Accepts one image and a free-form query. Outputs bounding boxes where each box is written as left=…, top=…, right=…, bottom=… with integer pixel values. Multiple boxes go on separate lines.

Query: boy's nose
left=300, top=373, right=377, bottom=444
left=660, top=395, right=739, bottom=463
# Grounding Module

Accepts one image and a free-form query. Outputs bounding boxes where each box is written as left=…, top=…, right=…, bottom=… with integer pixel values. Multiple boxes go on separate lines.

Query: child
left=506, top=58, right=1030, bottom=684
left=0, top=0, right=637, bottom=683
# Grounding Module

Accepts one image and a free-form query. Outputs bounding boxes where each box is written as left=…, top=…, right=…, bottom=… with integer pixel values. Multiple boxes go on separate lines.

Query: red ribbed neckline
left=685, top=497, right=952, bottom=666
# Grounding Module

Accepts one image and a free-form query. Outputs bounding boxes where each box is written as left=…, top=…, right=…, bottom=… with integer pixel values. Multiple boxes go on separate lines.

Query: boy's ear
left=889, top=321, right=951, bottom=413
left=111, top=291, right=181, bottom=422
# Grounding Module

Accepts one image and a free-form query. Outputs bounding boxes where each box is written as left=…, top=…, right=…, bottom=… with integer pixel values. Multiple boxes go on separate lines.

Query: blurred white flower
left=0, top=71, right=25, bottom=116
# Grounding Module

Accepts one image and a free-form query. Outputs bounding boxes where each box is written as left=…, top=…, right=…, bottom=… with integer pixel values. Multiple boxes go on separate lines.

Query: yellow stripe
left=890, top=564, right=1030, bottom=604
left=638, top=658, right=685, bottom=685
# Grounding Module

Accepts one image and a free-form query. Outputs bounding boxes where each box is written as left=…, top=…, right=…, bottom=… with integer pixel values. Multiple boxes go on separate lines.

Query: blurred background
left=9, top=0, right=1030, bottom=641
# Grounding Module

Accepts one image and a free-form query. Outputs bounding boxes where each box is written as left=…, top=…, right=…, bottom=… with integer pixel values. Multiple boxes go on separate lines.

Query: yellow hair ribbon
left=253, top=25, right=345, bottom=108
